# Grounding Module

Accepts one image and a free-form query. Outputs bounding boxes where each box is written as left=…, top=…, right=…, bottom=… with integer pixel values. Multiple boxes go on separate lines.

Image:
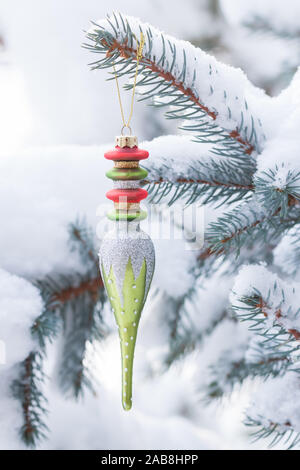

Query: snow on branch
left=204, top=197, right=282, bottom=257
left=246, top=371, right=300, bottom=449
left=142, top=135, right=254, bottom=205
left=231, top=265, right=300, bottom=342
left=194, top=195, right=299, bottom=283
left=11, top=352, right=48, bottom=446
left=85, top=12, right=266, bottom=158
left=206, top=335, right=296, bottom=401
left=254, top=165, right=300, bottom=216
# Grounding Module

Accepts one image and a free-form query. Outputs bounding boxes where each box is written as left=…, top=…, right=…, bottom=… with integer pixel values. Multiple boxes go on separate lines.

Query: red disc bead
left=106, top=188, right=148, bottom=203
left=104, top=146, right=149, bottom=161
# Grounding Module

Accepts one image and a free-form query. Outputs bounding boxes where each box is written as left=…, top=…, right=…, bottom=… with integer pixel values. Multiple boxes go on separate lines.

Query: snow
left=195, top=318, right=251, bottom=397
left=0, top=269, right=42, bottom=369
left=188, top=274, right=234, bottom=333
left=0, top=64, right=32, bottom=152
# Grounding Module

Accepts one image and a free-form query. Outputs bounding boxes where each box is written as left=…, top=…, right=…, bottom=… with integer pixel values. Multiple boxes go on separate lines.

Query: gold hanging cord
left=113, top=32, right=145, bottom=135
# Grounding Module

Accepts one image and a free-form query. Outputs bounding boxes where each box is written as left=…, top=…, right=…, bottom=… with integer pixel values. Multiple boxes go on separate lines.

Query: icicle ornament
left=99, top=134, right=155, bottom=410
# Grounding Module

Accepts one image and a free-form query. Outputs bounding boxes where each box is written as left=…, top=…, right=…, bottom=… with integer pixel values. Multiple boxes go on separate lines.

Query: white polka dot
left=130, top=336, right=134, bottom=341
left=108, top=279, right=112, bottom=284
left=134, top=299, right=138, bottom=303
left=125, top=355, right=129, bottom=359
left=125, top=368, right=128, bottom=372
left=124, top=327, right=127, bottom=332
left=133, top=322, right=136, bottom=326
left=121, top=311, right=125, bottom=315
left=125, top=342, right=129, bottom=346
left=132, top=284, right=136, bottom=289
left=124, top=392, right=126, bottom=396
left=134, top=310, right=137, bottom=315
left=110, top=296, right=114, bottom=300
left=125, top=381, right=127, bottom=385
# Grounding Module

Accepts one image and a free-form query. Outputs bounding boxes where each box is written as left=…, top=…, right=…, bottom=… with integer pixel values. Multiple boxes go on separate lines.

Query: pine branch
left=232, top=265, right=300, bottom=344
left=51, top=276, right=102, bottom=305
left=206, top=204, right=279, bottom=257
left=85, top=12, right=265, bottom=159
left=205, top=343, right=297, bottom=401
left=200, top=197, right=300, bottom=260
left=11, top=352, right=48, bottom=447
left=231, top=265, right=300, bottom=449
left=255, top=167, right=300, bottom=217
left=68, top=218, right=98, bottom=263
left=193, top=199, right=300, bottom=285
left=235, top=292, right=300, bottom=342
left=143, top=152, right=254, bottom=206
left=245, top=369, right=300, bottom=449
left=245, top=415, right=300, bottom=450
left=144, top=177, right=253, bottom=192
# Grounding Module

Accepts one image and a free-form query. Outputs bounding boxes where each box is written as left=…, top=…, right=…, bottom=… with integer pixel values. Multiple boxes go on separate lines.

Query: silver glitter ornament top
left=100, top=223, right=155, bottom=306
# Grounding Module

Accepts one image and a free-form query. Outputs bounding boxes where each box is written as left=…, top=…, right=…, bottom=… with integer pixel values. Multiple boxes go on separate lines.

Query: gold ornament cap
left=116, top=135, right=138, bottom=148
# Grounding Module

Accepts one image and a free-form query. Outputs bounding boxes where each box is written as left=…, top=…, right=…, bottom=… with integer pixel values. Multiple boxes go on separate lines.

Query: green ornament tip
left=122, top=400, right=132, bottom=411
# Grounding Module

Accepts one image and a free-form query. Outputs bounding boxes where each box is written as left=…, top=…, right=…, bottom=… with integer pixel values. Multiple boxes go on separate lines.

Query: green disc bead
left=107, top=210, right=147, bottom=222
left=106, top=167, right=148, bottom=181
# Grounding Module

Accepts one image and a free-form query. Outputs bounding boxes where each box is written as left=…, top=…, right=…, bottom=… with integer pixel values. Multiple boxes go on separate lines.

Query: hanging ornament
left=99, top=33, right=155, bottom=410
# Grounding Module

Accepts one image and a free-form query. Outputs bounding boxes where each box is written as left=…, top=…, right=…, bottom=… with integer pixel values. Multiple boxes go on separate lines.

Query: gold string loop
left=121, top=125, right=132, bottom=136
left=113, top=32, right=145, bottom=132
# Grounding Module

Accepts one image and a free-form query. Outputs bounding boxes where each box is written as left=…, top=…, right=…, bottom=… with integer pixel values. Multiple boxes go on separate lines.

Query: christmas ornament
left=99, top=33, right=155, bottom=410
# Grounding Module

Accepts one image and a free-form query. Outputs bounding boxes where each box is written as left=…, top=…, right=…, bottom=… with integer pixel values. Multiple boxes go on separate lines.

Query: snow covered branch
left=85, top=12, right=266, bottom=159
left=11, top=352, right=48, bottom=446
left=142, top=136, right=254, bottom=205
left=231, top=265, right=300, bottom=342
left=246, top=372, right=300, bottom=449
left=205, top=336, right=295, bottom=401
